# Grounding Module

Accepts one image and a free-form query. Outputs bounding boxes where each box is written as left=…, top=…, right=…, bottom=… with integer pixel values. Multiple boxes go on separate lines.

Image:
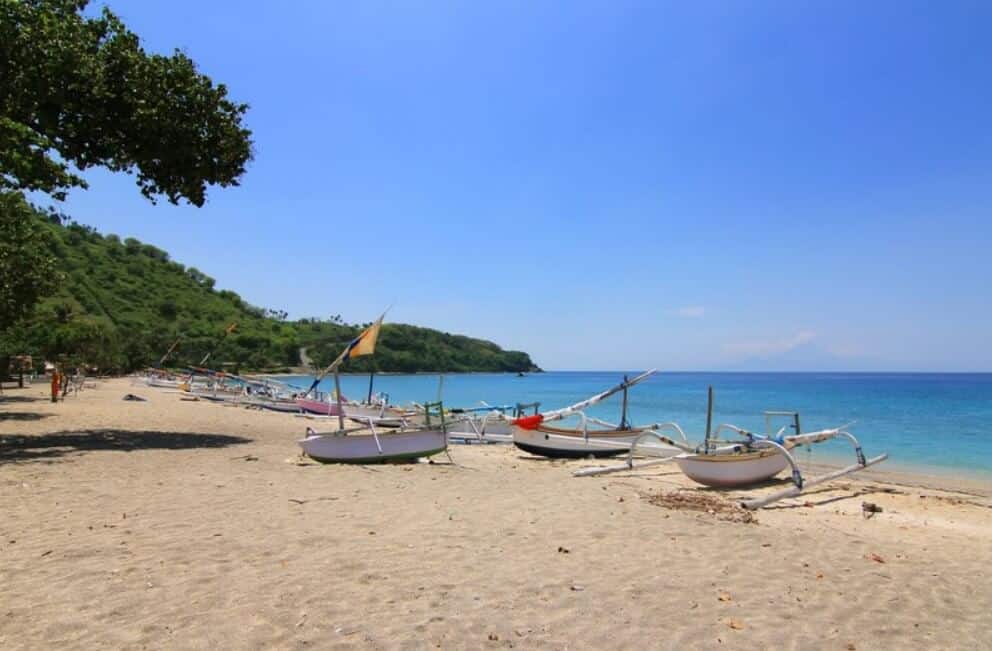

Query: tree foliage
left=0, top=193, right=60, bottom=331
left=0, top=0, right=253, bottom=205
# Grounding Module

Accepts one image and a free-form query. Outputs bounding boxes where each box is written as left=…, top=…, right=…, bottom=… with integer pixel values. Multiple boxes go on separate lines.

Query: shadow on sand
left=0, top=429, right=252, bottom=463
left=0, top=395, right=46, bottom=404
left=0, top=411, right=53, bottom=422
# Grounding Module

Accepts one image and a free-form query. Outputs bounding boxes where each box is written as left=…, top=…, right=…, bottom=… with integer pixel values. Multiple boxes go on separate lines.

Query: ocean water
left=278, top=372, right=992, bottom=479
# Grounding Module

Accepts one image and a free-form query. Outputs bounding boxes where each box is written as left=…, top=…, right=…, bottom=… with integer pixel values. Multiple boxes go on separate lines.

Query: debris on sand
left=862, top=501, right=883, bottom=519
left=644, top=490, right=757, bottom=524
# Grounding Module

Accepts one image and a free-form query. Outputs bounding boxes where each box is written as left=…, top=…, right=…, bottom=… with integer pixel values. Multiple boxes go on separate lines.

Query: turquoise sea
left=279, top=372, right=992, bottom=479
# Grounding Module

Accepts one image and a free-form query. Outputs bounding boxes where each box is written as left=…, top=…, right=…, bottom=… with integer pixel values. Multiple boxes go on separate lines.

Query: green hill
left=4, top=216, right=540, bottom=374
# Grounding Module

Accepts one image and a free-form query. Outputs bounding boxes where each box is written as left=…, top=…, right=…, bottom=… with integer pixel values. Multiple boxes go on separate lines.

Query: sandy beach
left=2, top=378, right=991, bottom=649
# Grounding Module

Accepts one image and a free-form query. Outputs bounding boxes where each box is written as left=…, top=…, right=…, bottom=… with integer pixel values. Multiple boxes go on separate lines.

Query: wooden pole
left=334, top=369, right=345, bottom=430
left=367, top=369, right=375, bottom=404
left=620, top=375, right=629, bottom=430
left=158, top=337, right=181, bottom=367
left=704, top=386, right=714, bottom=452
left=740, top=453, right=889, bottom=510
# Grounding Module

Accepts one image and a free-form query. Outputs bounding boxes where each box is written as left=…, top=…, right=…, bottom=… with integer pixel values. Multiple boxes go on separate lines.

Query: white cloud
left=674, top=306, right=706, bottom=318
left=724, top=330, right=816, bottom=357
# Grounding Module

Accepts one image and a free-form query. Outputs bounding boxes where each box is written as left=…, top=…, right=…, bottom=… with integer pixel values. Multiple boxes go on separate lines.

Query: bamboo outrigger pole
left=740, top=453, right=889, bottom=510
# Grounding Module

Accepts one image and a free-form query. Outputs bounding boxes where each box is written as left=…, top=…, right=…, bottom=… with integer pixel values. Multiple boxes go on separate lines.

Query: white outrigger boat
left=443, top=402, right=539, bottom=444
left=298, top=401, right=449, bottom=463
left=574, top=387, right=888, bottom=509
left=510, top=370, right=667, bottom=458
left=295, top=312, right=451, bottom=464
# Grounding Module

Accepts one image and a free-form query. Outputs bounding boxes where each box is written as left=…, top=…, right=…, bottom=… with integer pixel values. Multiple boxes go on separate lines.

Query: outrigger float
left=571, top=386, right=888, bottom=509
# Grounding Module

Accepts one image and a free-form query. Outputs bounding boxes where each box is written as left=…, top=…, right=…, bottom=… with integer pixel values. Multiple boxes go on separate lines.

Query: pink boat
left=295, top=397, right=343, bottom=416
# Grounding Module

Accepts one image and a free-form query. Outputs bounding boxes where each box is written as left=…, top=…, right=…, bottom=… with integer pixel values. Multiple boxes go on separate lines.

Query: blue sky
left=57, top=1, right=991, bottom=371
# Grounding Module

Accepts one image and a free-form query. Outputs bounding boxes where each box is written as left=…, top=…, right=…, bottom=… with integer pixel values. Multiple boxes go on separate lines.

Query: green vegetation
left=1, top=0, right=253, bottom=205
left=0, top=2, right=536, bottom=374
left=0, top=194, right=60, bottom=331
left=2, top=0, right=255, bottom=374
left=1, top=214, right=540, bottom=374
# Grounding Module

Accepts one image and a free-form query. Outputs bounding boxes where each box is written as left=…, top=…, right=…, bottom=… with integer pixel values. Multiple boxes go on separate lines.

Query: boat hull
left=344, top=404, right=425, bottom=427
left=298, top=430, right=447, bottom=464
left=511, top=425, right=645, bottom=458
left=674, top=450, right=790, bottom=487
left=445, top=415, right=512, bottom=443
left=251, top=398, right=301, bottom=413
left=145, top=377, right=181, bottom=389
left=295, top=398, right=342, bottom=416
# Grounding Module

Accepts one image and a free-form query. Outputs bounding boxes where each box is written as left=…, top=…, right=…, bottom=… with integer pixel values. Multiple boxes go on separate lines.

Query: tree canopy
left=0, top=0, right=253, bottom=205
left=0, top=194, right=60, bottom=331
left=1, top=0, right=254, bottom=366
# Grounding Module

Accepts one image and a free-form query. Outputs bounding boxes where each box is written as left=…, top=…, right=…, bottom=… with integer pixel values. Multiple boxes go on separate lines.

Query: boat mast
left=704, top=386, right=714, bottom=453
left=333, top=368, right=345, bottom=430
left=619, top=374, right=630, bottom=430
left=157, top=337, right=181, bottom=368
left=367, top=367, right=375, bottom=404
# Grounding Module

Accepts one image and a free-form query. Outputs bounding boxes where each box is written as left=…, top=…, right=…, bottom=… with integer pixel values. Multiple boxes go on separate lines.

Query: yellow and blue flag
left=343, top=315, right=382, bottom=360
left=305, top=314, right=385, bottom=395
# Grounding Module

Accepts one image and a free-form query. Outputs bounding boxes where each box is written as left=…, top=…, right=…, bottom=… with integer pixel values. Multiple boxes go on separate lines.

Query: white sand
left=2, top=378, right=990, bottom=649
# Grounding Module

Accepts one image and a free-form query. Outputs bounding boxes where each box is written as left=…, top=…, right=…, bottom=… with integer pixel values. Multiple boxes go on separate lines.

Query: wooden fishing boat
left=145, top=376, right=182, bottom=389
left=512, top=422, right=650, bottom=458
left=574, top=388, right=888, bottom=509
left=248, top=397, right=302, bottom=413
left=299, top=399, right=449, bottom=464
left=293, top=311, right=456, bottom=463
left=346, top=403, right=424, bottom=427
left=672, top=448, right=790, bottom=487
left=295, top=396, right=342, bottom=415
left=299, top=428, right=447, bottom=463
left=433, top=403, right=531, bottom=445
left=445, top=413, right=513, bottom=444
left=510, top=371, right=658, bottom=458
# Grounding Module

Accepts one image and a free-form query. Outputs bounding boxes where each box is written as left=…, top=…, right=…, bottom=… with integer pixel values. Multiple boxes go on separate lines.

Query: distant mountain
left=7, top=216, right=540, bottom=374
left=720, top=338, right=884, bottom=372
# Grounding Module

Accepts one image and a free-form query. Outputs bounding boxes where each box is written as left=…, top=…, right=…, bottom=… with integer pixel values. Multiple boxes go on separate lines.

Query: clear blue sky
left=58, top=1, right=991, bottom=371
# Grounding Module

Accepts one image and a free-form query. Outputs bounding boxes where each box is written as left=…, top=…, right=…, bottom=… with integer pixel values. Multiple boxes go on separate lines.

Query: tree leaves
left=0, top=193, right=61, bottom=331
left=0, top=0, right=253, bottom=206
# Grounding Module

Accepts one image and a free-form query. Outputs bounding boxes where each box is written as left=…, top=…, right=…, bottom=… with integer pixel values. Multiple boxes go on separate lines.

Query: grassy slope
left=26, top=218, right=539, bottom=373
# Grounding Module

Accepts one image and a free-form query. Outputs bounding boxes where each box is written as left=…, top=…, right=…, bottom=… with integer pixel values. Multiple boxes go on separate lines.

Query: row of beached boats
left=138, top=364, right=887, bottom=510
left=140, top=315, right=887, bottom=510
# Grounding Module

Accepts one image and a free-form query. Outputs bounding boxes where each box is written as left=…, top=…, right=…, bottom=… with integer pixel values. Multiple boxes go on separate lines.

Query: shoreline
left=799, top=450, right=992, bottom=490
left=260, top=373, right=992, bottom=484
